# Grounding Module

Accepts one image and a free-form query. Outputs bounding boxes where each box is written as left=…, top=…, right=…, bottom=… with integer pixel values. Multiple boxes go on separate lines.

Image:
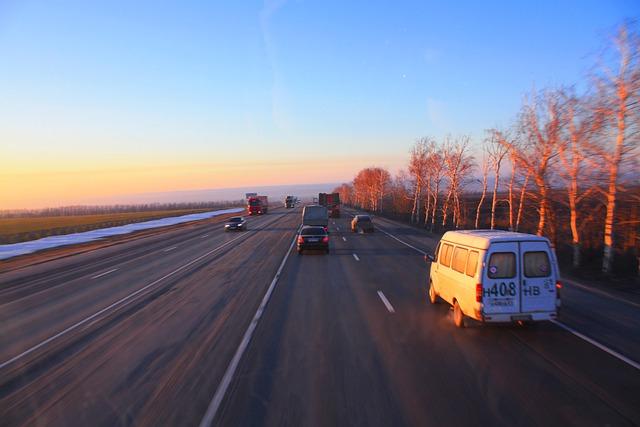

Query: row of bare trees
left=335, top=23, right=639, bottom=275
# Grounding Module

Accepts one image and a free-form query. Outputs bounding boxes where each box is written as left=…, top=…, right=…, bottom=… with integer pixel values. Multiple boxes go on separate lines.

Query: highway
left=1, top=206, right=639, bottom=426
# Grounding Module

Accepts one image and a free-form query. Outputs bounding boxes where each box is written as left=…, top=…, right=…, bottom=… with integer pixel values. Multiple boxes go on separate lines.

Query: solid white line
left=563, top=279, right=640, bottom=309
left=377, top=291, right=395, bottom=313
left=91, top=268, right=118, bottom=280
left=342, top=237, right=347, bottom=242
left=352, top=253, right=360, bottom=261
left=0, top=231, right=250, bottom=370
left=199, top=234, right=297, bottom=427
left=551, top=320, right=640, bottom=371
left=377, top=227, right=427, bottom=255
left=163, top=246, right=177, bottom=252
left=200, top=234, right=210, bottom=239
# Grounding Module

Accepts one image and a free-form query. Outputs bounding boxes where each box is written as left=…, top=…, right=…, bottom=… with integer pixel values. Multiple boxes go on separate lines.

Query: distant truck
left=319, top=192, right=341, bottom=218
left=302, top=205, right=328, bottom=228
left=247, top=195, right=268, bottom=215
left=284, top=195, right=295, bottom=208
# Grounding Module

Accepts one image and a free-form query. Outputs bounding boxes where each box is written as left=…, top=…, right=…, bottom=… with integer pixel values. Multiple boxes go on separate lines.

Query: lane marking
left=551, top=320, right=640, bottom=371
left=377, top=291, right=395, bottom=313
left=352, top=253, right=360, bottom=261
left=199, top=234, right=297, bottom=427
left=0, top=227, right=258, bottom=370
left=163, top=246, right=177, bottom=252
left=200, top=234, right=210, bottom=239
left=563, top=279, right=640, bottom=310
left=91, top=268, right=118, bottom=280
left=347, top=208, right=640, bottom=371
left=377, top=227, right=427, bottom=255
left=342, top=237, right=347, bottom=242
left=336, top=226, right=340, bottom=231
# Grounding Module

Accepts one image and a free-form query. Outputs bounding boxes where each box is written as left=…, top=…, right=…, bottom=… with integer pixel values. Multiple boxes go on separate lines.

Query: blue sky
left=0, top=0, right=637, bottom=208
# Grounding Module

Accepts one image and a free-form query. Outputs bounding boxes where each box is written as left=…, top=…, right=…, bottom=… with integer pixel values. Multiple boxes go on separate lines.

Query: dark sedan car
left=297, top=225, right=329, bottom=254
left=351, top=215, right=374, bottom=233
left=224, top=216, right=247, bottom=231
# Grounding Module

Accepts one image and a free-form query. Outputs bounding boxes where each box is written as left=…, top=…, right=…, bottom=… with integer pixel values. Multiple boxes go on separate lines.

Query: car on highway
left=224, top=216, right=247, bottom=231
left=297, top=225, right=329, bottom=254
left=426, top=230, right=561, bottom=327
left=351, top=215, right=374, bottom=233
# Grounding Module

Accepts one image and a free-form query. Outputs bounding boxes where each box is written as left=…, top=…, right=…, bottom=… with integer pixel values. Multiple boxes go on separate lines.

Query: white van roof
left=441, top=230, right=550, bottom=250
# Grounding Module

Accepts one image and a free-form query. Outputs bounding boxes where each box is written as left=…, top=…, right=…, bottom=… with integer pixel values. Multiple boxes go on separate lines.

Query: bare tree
left=515, top=170, right=531, bottom=232
left=592, top=24, right=640, bottom=273
left=441, top=136, right=474, bottom=229
left=509, top=90, right=563, bottom=236
left=408, top=139, right=431, bottom=223
left=428, top=144, right=446, bottom=232
left=474, top=148, right=490, bottom=229
left=486, top=129, right=512, bottom=229
left=557, top=90, right=601, bottom=268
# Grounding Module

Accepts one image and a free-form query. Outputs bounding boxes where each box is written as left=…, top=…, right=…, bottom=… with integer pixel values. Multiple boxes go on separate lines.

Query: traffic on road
left=1, top=201, right=639, bottom=427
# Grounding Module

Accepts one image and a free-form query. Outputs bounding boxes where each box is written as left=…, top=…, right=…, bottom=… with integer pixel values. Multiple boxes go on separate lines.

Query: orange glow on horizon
left=1, top=155, right=404, bottom=209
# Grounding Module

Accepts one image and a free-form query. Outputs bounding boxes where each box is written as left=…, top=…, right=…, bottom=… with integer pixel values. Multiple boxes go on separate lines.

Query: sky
left=0, top=0, right=637, bottom=209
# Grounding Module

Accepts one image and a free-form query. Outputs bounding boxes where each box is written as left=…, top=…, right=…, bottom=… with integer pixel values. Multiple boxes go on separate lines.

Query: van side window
left=434, top=242, right=441, bottom=262
left=524, top=251, right=551, bottom=277
left=487, top=252, right=516, bottom=278
left=466, top=251, right=479, bottom=277
left=451, top=247, right=468, bottom=273
left=441, top=244, right=453, bottom=267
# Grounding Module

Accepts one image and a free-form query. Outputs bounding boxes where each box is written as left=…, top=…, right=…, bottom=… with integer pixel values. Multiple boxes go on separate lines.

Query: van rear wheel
left=428, top=281, right=438, bottom=304
left=453, top=301, right=465, bottom=328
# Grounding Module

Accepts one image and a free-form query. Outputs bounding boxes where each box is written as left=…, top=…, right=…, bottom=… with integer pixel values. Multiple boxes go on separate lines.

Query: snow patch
left=0, top=208, right=244, bottom=260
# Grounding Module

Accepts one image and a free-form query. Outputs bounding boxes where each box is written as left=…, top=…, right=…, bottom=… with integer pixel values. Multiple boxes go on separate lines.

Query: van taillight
left=297, top=236, right=304, bottom=244
left=476, top=284, right=483, bottom=302
left=322, top=236, right=329, bottom=243
left=556, top=281, right=562, bottom=298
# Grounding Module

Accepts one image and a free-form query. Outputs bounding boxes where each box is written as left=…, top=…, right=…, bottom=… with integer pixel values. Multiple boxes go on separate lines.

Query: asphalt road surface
left=1, top=206, right=639, bottom=426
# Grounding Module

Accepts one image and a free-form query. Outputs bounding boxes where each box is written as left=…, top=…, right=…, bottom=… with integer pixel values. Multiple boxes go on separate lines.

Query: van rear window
left=524, top=251, right=551, bottom=277
left=452, top=247, right=468, bottom=273
left=487, top=252, right=516, bottom=278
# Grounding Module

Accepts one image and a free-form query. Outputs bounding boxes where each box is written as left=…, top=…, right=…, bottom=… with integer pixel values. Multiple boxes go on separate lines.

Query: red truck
left=319, top=192, right=340, bottom=218
left=247, top=195, right=268, bottom=215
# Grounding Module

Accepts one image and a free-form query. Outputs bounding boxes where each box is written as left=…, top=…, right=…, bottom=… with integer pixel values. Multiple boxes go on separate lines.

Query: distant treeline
left=0, top=201, right=245, bottom=219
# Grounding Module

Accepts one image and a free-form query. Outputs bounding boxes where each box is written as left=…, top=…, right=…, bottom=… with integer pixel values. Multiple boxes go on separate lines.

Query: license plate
left=308, top=238, right=319, bottom=242
left=511, top=314, right=532, bottom=321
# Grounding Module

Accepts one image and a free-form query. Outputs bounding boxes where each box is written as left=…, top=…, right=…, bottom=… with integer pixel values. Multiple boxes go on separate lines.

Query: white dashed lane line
left=163, top=246, right=177, bottom=253
left=91, top=268, right=118, bottom=280
left=342, top=237, right=347, bottom=242
left=200, top=234, right=210, bottom=238
left=352, top=253, right=360, bottom=261
left=377, top=291, right=395, bottom=313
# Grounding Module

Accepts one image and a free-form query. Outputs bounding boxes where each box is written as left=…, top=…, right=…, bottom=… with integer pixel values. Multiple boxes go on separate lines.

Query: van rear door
left=483, top=242, right=520, bottom=315
left=520, top=242, right=556, bottom=313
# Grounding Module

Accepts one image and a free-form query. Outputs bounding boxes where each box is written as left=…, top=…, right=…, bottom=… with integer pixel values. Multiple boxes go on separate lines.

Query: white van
left=427, top=230, right=561, bottom=327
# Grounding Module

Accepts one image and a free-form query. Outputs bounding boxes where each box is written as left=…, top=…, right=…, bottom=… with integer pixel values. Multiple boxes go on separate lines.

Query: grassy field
left=0, top=209, right=215, bottom=244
